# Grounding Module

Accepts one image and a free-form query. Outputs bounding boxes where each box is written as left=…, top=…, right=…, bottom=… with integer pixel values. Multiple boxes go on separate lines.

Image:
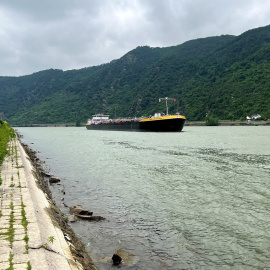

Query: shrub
left=0, top=121, right=15, bottom=181
left=205, top=115, right=219, bottom=126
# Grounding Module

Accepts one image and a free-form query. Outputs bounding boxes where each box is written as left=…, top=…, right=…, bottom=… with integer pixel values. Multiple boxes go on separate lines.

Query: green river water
left=17, top=126, right=270, bottom=270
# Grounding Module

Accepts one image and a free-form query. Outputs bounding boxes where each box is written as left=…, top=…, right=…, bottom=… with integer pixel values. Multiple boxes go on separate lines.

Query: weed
left=48, top=236, right=55, bottom=244
left=24, top=234, right=29, bottom=242
left=1, top=122, right=15, bottom=172
left=21, top=200, right=29, bottom=253
left=27, top=261, right=31, bottom=270
left=4, top=202, right=15, bottom=246
left=43, top=236, right=55, bottom=249
left=7, top=252, right=14, bottom=270
left=10, top=203, right=14, bottom=210
left=21, top=202, right=28, bottom=228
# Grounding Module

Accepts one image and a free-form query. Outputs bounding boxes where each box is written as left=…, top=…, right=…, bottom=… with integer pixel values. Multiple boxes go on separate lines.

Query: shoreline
left=19, top=140, right=98, bottom=270
left=186, top=120, right=270, bottom=126
left=11, top=120, right=270, bottom=127
left=0, top=136, right=98, bottom=269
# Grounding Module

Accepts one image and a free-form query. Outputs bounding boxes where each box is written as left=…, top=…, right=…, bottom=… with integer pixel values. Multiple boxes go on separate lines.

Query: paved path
left=0, top=138, right=82, bottom=270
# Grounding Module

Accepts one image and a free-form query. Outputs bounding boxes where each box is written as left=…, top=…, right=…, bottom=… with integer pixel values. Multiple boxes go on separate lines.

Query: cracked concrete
left=0, top=138, right=82, bottom=270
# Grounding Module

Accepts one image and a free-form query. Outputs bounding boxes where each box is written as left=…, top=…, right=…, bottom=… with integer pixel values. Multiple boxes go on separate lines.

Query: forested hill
left=1, top=24, right=270, bottom=124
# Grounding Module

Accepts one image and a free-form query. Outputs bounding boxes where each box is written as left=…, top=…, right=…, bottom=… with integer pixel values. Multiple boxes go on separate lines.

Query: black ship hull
left=86, top=118, right=185, bottom=132
left=139, top=118, right=185, bottom=132
left=86, top=121, right=140, bottom=131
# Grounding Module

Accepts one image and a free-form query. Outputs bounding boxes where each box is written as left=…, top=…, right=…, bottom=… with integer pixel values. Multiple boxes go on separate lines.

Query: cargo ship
left=85, top=97, right=186, bottom=132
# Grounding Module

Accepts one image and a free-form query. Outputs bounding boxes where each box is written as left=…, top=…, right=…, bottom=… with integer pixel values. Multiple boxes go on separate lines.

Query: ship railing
left=91, top=117, right=142, bottom=125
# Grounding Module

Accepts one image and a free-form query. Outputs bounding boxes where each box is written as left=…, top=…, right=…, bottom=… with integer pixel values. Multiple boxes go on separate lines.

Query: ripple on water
left=17, top=126, right=270, bottom=269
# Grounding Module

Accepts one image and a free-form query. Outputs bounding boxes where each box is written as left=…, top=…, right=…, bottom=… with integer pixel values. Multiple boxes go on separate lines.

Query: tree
left=205, top=115, right=219, bottom=126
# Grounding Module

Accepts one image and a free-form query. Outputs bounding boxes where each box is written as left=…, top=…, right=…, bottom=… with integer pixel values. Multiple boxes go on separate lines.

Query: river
left=17, top=126, right=270, bottom=270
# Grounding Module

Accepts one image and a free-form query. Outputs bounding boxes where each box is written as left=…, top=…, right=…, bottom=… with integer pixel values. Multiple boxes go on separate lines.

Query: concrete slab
left=1, top=209, right=11, bottom=215
left=0, top=245, right=11, bottom=254
left=0, top=139, right=82, bottom=270
left=0, top=239, right=11, bottom=248
left=0, top=252, right=9, bottom=262
left=13, top=263, right=30, bottom=270
left=13, top=224, right=24, bottom=230
left=13, top=253, right=30, bottom=264
left=12, top=240, right=27, bottom=254
left=14, top=233, right=26, bottom=241
left=0, top=262, right=10, bottom=269
left=0, top=217, right=10, bottom=225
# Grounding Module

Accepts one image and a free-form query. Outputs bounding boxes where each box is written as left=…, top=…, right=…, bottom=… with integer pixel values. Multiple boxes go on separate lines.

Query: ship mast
left=159, top=97, right=176, bottom=115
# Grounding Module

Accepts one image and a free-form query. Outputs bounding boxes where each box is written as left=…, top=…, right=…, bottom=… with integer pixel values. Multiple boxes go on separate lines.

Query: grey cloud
left=1, top=0, right=270, bottom=76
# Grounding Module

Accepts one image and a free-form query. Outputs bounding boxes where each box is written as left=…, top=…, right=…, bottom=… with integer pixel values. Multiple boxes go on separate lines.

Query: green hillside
left=1, top=25, right=270, bottom=124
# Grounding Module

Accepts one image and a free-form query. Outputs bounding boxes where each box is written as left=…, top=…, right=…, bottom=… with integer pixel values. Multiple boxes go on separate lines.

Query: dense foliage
left=205, top=115, right=219, bottom=126
left=1, top=25, right=270, bottom=124
left=0, top=120, right=15, bottom=184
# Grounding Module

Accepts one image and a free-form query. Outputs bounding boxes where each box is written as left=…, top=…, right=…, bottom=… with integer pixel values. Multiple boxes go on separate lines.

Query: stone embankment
left=0, top=137, right=97, bottom=270
left=185, top=120, right=270, bottom=126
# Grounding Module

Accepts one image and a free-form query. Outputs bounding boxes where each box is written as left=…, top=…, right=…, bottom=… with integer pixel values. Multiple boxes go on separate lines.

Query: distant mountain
left=1, top=24, right=270, bottom=124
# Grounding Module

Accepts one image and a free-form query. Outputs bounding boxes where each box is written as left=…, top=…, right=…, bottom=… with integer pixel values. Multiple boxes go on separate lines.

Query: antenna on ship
left=159, top=97, right=176, bottom=115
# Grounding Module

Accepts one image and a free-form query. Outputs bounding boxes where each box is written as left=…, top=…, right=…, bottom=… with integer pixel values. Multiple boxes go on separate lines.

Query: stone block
left=13, top=253, right=30, bottom=264
left=0, top=243, right=11, bottom=253
left=0, top=252, right=10, bottom=263
left=12, top=240, right=27, bottom=254
left=14, top=232, right=26, bottom=241
left=0, top=219, right=9, bottom=228
left=13, top=263, right=30, bottom=270
left=0, top=262, right=9, bottom=269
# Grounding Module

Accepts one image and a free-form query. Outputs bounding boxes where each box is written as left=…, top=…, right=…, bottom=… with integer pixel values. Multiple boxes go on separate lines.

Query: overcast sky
left=1, top=0, right=270, bottom=77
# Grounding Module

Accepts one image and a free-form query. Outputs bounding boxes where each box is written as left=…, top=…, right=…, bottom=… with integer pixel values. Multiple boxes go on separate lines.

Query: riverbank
left=185, top=120, right=270, bottom=126
left=0, top=136, right=98, bottom=270
left=11, top=119, right=270, bottom=127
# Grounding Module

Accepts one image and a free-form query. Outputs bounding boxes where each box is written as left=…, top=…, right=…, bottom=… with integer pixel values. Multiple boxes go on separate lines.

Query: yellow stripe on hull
left=139, top=115, right=186, bottom=122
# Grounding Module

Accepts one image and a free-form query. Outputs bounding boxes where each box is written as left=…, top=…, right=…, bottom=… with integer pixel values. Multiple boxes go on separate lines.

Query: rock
left=49, top=177, right=61, bottom=184
left=70, top=204, right=93, bottom=216
left=41, top=171, right=51, bottom=178
left=62, top=202, right=69, bottom=207
left=112, top=254, right=122, bottom=265
left=75, top=215, right=106, bottom=221
left=69, top=204, right=106, bottom=222
left=68, top=214, right=79, bottom=223
left=100, top=249, right=138, bottom=266
left=64, top=233, right=71, bottom=242
left=115, top=249, right=139, bottom=266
